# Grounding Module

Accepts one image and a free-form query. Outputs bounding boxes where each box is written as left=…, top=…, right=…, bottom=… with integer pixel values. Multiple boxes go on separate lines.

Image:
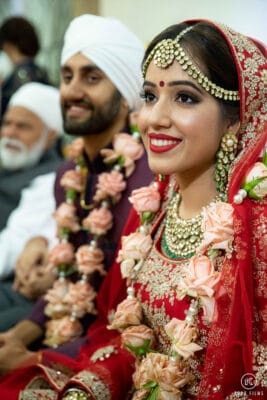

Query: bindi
left=159, top=80, right=165, bottom=87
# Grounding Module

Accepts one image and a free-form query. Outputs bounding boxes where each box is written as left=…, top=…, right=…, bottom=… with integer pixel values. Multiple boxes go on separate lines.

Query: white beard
left=0, top=130, right=48, bottom=171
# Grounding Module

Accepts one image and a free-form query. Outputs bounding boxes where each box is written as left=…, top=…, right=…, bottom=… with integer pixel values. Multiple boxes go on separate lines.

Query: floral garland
left=43, top=124, right=144, bottom=347
left=108, top=152, right=267, bottom=399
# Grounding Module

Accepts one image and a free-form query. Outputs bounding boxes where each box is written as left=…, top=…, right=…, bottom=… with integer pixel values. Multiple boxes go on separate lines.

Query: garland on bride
left=108, top=151, right=267, bottom=399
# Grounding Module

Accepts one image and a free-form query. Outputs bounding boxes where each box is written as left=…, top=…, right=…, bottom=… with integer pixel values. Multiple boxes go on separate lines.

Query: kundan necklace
left=162, top=192, right=222, bottom=259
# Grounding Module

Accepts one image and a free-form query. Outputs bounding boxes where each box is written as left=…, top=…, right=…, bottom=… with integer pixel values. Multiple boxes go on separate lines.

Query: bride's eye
left=176, top=92, right=199, bottom=104
left=140, top=90, right=157, bottom=103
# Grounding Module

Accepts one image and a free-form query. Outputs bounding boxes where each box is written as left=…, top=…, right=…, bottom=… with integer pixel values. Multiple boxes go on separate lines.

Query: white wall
left=99, top=0, right=266, bottom=45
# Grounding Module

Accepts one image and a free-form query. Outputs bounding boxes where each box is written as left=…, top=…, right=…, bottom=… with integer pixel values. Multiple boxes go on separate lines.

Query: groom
left=0, top=14, right=152, bottom=372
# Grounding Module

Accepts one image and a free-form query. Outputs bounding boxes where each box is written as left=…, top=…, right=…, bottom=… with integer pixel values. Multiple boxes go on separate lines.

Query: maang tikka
left=142, top=25, right=240, bottom=102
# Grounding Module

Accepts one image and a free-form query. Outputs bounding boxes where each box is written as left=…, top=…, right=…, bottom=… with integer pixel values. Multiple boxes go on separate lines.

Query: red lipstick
left=148, top=133, right=181, bottom=153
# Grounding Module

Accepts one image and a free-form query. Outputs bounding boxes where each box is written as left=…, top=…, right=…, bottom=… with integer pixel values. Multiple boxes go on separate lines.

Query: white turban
left=61, top=14, right=144, bottom=111
left=8, top=82, right=63, bottom=135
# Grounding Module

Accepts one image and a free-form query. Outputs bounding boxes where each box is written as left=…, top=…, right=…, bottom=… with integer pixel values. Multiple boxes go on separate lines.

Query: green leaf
left=130, top=124, right=139, bottom=135
left=141, top=211, right=154, bottom=224
left=243, top=176, right=267, bottom=192
left=247, top=189, right=262, bottom=201
left=142, top=381, right=158, bottom=389
left=64, top=267, right=78, bottom=277
left=263, top=151, right=267, bottom=166
left=147, top=385, right=159, bottom=400
left=66, top=188, right=77, bottom=202
left=117, top=155, right=126, bottom=166
left=126, top=344, right=146, bottom=356
left=57, top=263, right=76, bottom=275
left=59, top=227, right=70, bottom=239
left=126, top=339, right=152, bottom=356
left=76, top=155, right=85, bottom=167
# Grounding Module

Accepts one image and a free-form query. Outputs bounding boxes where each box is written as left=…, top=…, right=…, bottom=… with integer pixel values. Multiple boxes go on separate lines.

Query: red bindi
left=159, top=81, right=165, bottom=87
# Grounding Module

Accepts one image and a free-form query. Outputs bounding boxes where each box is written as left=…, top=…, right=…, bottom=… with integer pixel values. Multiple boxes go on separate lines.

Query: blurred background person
left=0, top=16, right=50, bottom=118
left=0, top=82, right=64, bottom=330
left=0, top=50, right=12, bottom=86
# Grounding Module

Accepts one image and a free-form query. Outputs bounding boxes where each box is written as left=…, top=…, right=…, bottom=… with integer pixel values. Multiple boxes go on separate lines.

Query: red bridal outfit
left=0, top=20, right=266, bottom=400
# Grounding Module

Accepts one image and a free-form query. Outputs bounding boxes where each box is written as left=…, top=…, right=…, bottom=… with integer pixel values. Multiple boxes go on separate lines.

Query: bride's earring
left=214, top=132, right=238, bottom=198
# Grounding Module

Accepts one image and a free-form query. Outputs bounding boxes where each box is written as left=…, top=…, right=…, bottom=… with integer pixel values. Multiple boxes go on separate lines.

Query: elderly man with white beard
left=0, top=82, right=63, bottom=329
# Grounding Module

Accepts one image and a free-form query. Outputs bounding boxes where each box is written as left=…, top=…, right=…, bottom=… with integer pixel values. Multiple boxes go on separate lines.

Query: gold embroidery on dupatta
left=19, top=376, right=57, bottom=400
left=19, top=389, right=58, bottom=400
left=217, top=24, right=266, bottom=187
left=20, top=363, right=74, bottom=399
left=253, top=343, right=267, bottom=388
left=38, top=365, right=70, bottom=391
left=69, top=370, right=111, bottom=400
left=251, top=204, right=267, bottom=339
left=90, top=345, right=118, bottom=362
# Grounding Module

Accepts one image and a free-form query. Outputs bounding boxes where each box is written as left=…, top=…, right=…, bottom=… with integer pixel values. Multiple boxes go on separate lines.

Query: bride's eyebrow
left=168, top=80, right=202, bottom=94
left=143, top=80, right=156, bottom=88
left=143, top=80, right=202, bottom=94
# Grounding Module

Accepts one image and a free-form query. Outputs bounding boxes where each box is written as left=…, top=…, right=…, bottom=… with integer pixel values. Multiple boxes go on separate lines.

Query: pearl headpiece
left=143, top=26, right=240, bottom=101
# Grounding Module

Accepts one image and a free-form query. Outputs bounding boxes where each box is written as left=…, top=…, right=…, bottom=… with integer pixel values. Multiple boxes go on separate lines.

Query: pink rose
left=243, top=161, right=267, bottom=198
left=179, top=255, right=221, bottom=298
left=133, top=356, right=155, bottom=389
left=198, top=202, right=234, bottom=253
left=165, top=318, right=202, bottom=360
left=121, top=324, right=156, bottom=350
left=44, top=316, right=83, bottom=346
left=117, top=232, right=153, bottom=263
left=48, top=242, right=75, bottom=268
left=133, top=353, right=193, bottom=392
left=65, top=138, right=84, bottom=159
left=60, top=169, right=84, bottom=192
left=54, top=202, right=80, bottom=232
left=108, top=297, right=143, bottom=329
left=129, top=183, right=161, bottom=214
left=120, top=258, right=135, bottom=280
left=113, top=133, right=144, bottom=161
left=101, top=133, right=144, bottom=177
left=132, top=389, right=150, bottom=400
left=82, top=207, right=113, bottom=236
left=157, top=390, right=182, bottom=400
left=64, top=281, right=97, bottom=318
left=93, top=171, right=126, bottom=202
left=200, top=296, right=216, bottom=324
left=76, top=245, right=106, bottom=276
left=44, top=280, right=71, bottom=318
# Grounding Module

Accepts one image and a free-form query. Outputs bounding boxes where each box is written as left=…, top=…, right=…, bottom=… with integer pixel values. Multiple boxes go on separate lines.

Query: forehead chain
left=143, top=25, right=240, bottom=101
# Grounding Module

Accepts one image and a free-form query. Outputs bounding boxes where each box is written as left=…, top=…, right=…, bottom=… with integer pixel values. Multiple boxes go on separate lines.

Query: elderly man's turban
left=9, top=82, right=63, bottom=135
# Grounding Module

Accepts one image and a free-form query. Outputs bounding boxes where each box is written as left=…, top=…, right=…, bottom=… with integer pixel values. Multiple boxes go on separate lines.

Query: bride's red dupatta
left=197, top=22, right=267, bottom=400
